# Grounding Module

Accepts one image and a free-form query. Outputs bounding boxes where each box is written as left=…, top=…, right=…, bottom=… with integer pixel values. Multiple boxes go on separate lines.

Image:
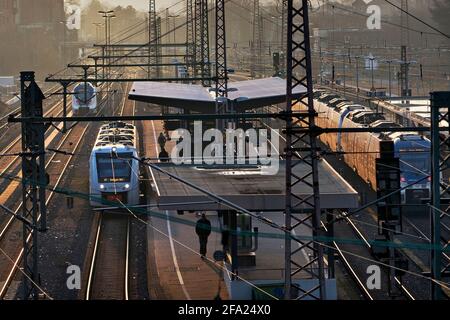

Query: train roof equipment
left=94, top=122, right=137, bottom=149
left=351, top=112, right=385, bottom=125
left=328, top=98, right=350, bottom=109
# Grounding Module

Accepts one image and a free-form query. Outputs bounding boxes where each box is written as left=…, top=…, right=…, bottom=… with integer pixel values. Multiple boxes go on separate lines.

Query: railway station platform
left=148, top=157, right=358, bottom=299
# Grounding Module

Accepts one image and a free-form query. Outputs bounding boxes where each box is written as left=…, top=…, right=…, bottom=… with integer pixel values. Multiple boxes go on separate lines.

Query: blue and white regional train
left=89, top=122, right=140, bottom=207
left=73, top=82, right=97, bottom=114
left=313, top=91, right=432, bottom=204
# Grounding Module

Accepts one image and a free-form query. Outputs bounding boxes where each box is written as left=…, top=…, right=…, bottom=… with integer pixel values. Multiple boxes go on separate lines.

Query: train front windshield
left=75, top=84, right=95, bottom=103
left=96, top=152, right=133, bottom=183
left=399, top=152, right=430, bottom=182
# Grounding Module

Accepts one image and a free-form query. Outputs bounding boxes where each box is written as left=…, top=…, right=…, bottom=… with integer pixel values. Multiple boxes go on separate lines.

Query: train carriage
left=89, top=122, right=140, bottom=207
left=313, top=92, right=431, bottom=204
left=73, top=82, right=97, bottom=115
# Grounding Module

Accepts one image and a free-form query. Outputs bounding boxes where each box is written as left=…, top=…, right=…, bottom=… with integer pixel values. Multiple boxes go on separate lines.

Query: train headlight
left=100, top=184, right=105, bottom=190
left=124, top=184, right=130, bottom=190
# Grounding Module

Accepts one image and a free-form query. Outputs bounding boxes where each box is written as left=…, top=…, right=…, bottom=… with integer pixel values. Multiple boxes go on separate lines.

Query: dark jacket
left=195, top=217, right=212, bottom=238
left=158, top=134, right=166, bottom=146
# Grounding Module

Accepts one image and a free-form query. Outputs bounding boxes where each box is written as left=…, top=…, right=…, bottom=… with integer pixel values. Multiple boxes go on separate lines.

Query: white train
left=89, top=121, right=140, bottom=207
left=73, top=82, right=97, bottom=114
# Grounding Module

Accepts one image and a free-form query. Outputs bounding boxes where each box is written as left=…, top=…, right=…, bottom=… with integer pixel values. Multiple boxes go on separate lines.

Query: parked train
left=313, top=91, right=431, bottom=204
left=89, top=121, right=140, bottom=207
left=73, top=82, right=97, bottom=114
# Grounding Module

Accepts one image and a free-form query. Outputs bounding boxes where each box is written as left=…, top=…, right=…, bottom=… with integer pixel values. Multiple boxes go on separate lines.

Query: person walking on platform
left=195, top=213, right=212, bottom=259
left=158, top=132, right=166, bottom=152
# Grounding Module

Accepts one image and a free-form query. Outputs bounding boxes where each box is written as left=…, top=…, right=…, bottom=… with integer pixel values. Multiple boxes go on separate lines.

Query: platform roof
left=128, top=77, right=306, bottom=112
left=149, top=160, right=358, bottom=211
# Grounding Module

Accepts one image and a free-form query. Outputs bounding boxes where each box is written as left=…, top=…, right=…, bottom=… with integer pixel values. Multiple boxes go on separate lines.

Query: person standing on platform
left=158, top=132, right=166, bottom=152
left=195, top=213, right=212, bottom=259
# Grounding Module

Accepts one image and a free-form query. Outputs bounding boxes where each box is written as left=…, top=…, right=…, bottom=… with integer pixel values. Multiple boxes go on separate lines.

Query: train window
left=96, top=152, right=133, bottom=183
left=399, top=152, right=430, bottom=180
left=74, top=83, right=95, bottom=103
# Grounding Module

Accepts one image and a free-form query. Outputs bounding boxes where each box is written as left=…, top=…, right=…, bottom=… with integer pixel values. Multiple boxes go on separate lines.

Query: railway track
left=0, top=97, right=68, bottom=176
left=0, top=84, right=62, bottom=135
left=84, top=82, right=135, bottom=300
left=0, top=85, right=112, bottom=299
left=257, top=118, right=374, bottom=299
left=339, top=212, right=416, bottom=300
left=402, top=217, right=450, bottom=298
left=260, top=115, right=416, bottom=300
left=309, top=87, right=449, bottom=298
left=85, top=214, right=130, bottom=300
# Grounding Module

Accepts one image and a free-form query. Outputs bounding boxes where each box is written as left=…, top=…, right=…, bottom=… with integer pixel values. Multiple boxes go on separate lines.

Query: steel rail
left=0, top=86, right=110, bottom=298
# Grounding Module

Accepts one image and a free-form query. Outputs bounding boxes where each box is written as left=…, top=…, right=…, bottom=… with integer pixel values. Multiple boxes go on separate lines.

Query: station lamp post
left=380, top=59, right=400, bottom=98
left=367, top=55, right=376, bottom=93
left=98, top=10, right=115, bottom=110
left=98, top=10, right=115, bottom=66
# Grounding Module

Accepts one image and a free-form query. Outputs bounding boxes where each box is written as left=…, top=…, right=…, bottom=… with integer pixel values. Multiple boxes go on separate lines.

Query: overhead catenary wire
left=1, top=164, right=448, bottom=256
left=0, top=166, right=449, bottom=291
left=49, top=0, right=188, bottom=78
left=383, top=0, right=450, bottom=40
left=13, top=0, right=450, bottom=298
left=116, top=198, right=280, bottom=300
left=0, top=247, right=54, bottom=300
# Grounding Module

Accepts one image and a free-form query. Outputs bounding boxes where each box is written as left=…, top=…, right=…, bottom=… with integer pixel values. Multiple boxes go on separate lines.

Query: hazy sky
left=77, top=0, right=280, bottom=11
left=76, top=0, right=356, bottom=12
left=78, top=0, right=201, bottom=11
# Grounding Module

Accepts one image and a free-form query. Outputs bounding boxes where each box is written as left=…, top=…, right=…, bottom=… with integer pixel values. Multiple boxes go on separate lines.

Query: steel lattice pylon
left=215, top=0, right=228, bottom=130
left=215, top=0, right=227, bottom=97
left=156, top=16, right=162, bottom=78
left=194, top=0, right=202, bottom=78
left=194, top=0, right=211, bottom=86
left=430, top=91, right=450, bottom=300
left=20, top=71, right=47, bottom=300
left=148, top=0, right=158, bottom=78
left=284, top=0, right=326, bottom=300
left=280, top=0, right=288, bottom=74
left=250, top=0, right=263, bottom=78
left=186, top=0, right=195, bottom=75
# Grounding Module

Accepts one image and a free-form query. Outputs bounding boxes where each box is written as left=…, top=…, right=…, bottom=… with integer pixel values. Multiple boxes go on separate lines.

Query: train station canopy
left=150, top=160, right=359, bottom=212
left=128, top=77, right=306, bottom=112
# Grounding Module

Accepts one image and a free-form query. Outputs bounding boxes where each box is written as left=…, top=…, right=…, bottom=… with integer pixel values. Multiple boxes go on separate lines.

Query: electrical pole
left=386, top=60, right=393, bottom=98
left=20, top=71, right=47, bottom=300
left=400, top=0, right=410, bottom=99
left=215, top=0, right=228, bottom=130
left=148, top=0, right=158, bottom=78
left=194, top=0, right=211, bottom=86
left=356, top=55, right=360, bottom=100
left=156, top=17, right=162, bottom=78
left=430, top=91, right=450, bottom=300
left=285, top=0, right=326, bottom=300
left=186, top=0, right=195, bottom=76
left=280, top=0, right=287, bottom=76
left=251, top=0, right=261, bottom=78
left=98, top=10, right=115, bottom=110
left=399, top=45, right=410, bottom=97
